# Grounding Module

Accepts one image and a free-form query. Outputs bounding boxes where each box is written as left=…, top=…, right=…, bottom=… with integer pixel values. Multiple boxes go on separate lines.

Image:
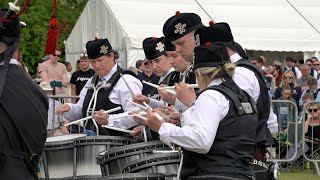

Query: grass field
left=279, top=170, right=320, bottom=180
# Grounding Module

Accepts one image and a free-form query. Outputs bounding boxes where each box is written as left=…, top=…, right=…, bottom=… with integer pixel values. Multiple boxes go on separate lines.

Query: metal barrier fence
left=46, top=95, right=80, bottom=135
left=267, top=100, right=320, bottom=176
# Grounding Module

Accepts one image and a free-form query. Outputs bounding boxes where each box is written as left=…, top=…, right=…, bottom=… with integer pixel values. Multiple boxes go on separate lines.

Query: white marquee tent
left=65, top=0, right=320, bottom=69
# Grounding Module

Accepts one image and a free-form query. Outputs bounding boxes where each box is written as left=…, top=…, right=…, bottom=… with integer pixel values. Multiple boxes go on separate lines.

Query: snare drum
left=122, top=152, right=180, bottom=175
left=39, top=134, right=87, bottom=179
left=74, top=135, right=134, bottom=178
left=97, top=140, right=173, bottom=176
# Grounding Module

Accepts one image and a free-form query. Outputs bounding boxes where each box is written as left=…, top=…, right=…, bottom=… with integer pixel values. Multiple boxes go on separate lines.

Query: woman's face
left=308, top=105, right=319, bottom=118
left=283, top=73, right=293, bottom=84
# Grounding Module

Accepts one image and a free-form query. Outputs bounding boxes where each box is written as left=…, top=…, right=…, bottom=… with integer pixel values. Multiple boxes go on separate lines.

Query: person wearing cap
left=163, top=11, right=204, bottom=63
left=143, top=44, right=257, bottom=179
left=0, top=8, right=48, bottom=179
left=195, top=22, right=278, bottom=180
left=58, top=38, right=142, bottom=135
left=39, top=82, right=69, bottom=137
left=136, top=59, right=159, bottom=96
left=164, top=38, right=195, bottom=83
left=133, top=37, right=176, bottom=108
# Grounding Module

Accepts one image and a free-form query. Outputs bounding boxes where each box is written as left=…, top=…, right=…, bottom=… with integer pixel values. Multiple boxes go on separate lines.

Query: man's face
left=301, top=65, right=310, bottom=77
left=50, top=50, right=61, bottom=63
left=167, top=51, right=191, bottom=72
left=0, top=41, right=8, bottom=54
left=285, top=60, right=293, bottom=67
left=79, top=58, right=90, bottom=71
left=251, top=59, right=262, bottom=69
left=151, top=55, right=172, bottom=77
left=90, top=53, right=115, bottom=77
left=172, top=32, right=196, bottom=63
left=313, top=61, right=320, bottom=71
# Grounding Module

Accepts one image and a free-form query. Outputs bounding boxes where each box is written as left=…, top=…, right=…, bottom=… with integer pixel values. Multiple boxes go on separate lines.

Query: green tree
left=0, top=0, right=87, bottom=76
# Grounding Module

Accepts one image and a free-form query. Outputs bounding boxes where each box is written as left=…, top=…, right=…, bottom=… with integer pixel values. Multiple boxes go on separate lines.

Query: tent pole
left=195, top=0, right=214, bottom=21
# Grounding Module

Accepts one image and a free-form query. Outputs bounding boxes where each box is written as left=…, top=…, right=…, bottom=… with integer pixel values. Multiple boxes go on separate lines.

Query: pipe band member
left=145, top=43, right=258, bottom=180
left=59, top=38, right=143, bottom=135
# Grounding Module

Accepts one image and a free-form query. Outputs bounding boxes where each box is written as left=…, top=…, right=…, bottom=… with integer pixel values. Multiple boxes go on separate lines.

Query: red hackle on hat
left=175, top=11, right=181, bottom=15
left=152, top=37, right=156, bottom=40
left=45, top=0, right=58, bottom=54
left=206, top=42, right=212, bottom=47
left=209, top=20, right=215, bottom=26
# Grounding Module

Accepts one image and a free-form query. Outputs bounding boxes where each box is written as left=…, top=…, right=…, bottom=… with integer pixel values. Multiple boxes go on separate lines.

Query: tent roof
left=66, top=0, right=320, bottom=56
left=196, top=0, right=320, bottom=52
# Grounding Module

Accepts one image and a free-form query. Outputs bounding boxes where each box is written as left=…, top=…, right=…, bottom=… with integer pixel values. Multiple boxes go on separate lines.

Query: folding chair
left=304, top=138, right=320, bottom=175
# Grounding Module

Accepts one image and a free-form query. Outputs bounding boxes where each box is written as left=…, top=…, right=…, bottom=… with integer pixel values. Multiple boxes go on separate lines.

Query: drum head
left=45, top=134, right=87, bottom=147
left=46, top=134, right=87, bottom=143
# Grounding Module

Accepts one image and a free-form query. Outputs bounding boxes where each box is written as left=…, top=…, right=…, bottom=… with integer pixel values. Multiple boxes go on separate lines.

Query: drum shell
left=39, top=173, right=174, bottom=180
left=74, top=136, right=134, bottom=177
left=97, top=141, right=172, bottom=176
left=122, top=152, right=180, bottom=175
left=39, top=134, right=87, bottom=179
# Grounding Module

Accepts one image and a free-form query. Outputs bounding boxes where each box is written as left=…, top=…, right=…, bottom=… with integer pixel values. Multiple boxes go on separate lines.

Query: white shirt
left=174, top=66, right=260, bottom=113
left=64, top=64, right=143, bottom=129
left=149, top=67, right=175, bottom=108
left=231, top=53, right=278, bottom=133
left=175, top=53, right=278, bottom=133
left=159, top=79, right=229, bottom=154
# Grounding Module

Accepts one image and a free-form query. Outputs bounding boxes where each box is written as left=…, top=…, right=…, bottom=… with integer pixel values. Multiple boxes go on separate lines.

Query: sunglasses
left=143, top=62, right=150, bottom=65
left=306, top=64, right=313, bottom=66
left=284, top=76, right=293, bottom=79
left=53, top=54, right=61, bottom=57
left=308, top=109, right=318, bottom=113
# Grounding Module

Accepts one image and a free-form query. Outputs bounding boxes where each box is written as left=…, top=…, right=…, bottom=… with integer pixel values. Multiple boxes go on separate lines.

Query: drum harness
left=83, top=77, right=111, bottom=136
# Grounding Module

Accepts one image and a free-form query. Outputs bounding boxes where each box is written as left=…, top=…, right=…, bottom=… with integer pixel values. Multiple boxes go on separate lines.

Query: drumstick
left=101, top=125, right=133, bottom=134
left=158, top=84, right=199, bottom=90
left=108, top=111, right=147, bottom=121
left=120, top=73, right=154, bottom=120
left=64, top=107, right=121, bottom=126
left=133, top=114, right=148, bottom=122
left=142, top=102, right=164, bottom=121
left=152, top=150, right=179, bottom=153
left=120, top=73, right=135, bottom=96
left=127, top=100, right=148, bottom=111
left=142, top=81, right=176, bottom=95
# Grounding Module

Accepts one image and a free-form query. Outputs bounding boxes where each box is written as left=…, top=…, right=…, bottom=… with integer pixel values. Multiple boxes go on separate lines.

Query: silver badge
left=100, top=45, right=109, bottom=54
left=241, top=102, right=253, bottom=114
left=195, top=34, right=200, bottom=46
left=174, top=23, right=187, bottom=34
left=156, top=42, right=165, bottom=52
